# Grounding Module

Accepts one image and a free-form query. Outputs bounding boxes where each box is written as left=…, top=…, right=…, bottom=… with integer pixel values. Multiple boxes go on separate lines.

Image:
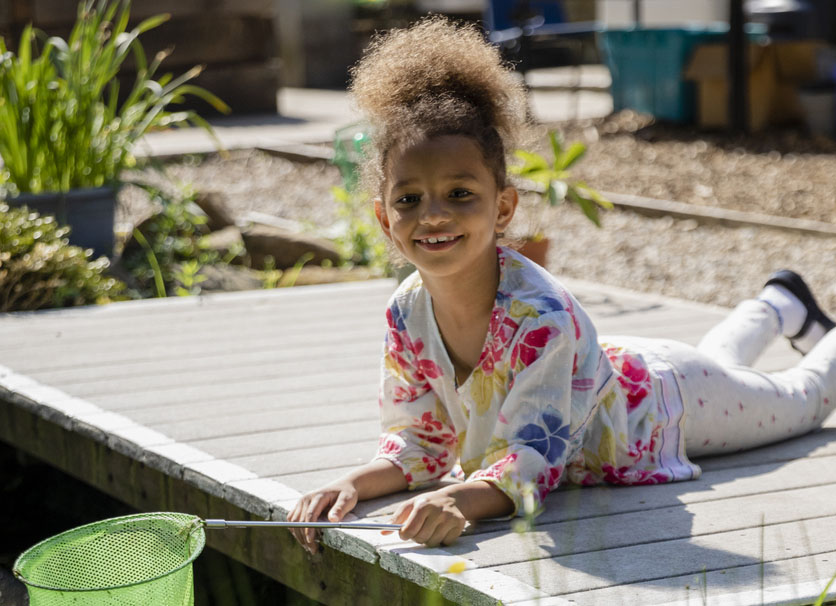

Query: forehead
left=385, top=135, right=492, bottom=185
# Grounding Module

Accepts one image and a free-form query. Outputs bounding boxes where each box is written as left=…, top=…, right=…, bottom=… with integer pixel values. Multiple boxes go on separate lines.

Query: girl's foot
left=761, top=270, right=835, bottom=354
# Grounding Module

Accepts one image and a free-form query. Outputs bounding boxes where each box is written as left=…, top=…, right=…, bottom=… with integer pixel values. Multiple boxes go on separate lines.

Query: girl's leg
left=696, top=299, right=781, bottom=367
left=674, top=329, right=836, bottom=457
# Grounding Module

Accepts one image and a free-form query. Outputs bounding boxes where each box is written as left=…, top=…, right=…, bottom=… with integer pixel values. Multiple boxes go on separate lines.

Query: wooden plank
left=31, top=0, right=278, bottom=27
left=0, top=298, right=386, bottom=349
left=7, top=325, right=385, bottom=374
left=61, top=366, right=378, bottom=402
left=526, top=551, right=836, bottom=605
left=491, top=514, right=836, bottom=595
left=183, top=419, right=379, bottom=458
left=146, top=401, right=377, bottom=441
left=437, top=483, right=836, bottom=568
left=0, top=280, right=395, bottom=332
left=228, top=441, right=379, bottom=477
left=152, top=402, right=376, bottom=443
left=12, top=339, right=382, bottom=382
left=37, top=352, right=380, bottom=395
left=90, top=382, right=377, bottom=414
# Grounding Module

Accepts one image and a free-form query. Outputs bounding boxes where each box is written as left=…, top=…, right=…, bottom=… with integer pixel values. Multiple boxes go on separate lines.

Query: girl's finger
left=400, top=499, right=430, bottom=541
left=441, top=523, right=464, bottom=546
left=327, top=491, right=352, bottom=522
left=381, top=500, right=413, bottom=535
left=305, top=494, right=327, bottom=546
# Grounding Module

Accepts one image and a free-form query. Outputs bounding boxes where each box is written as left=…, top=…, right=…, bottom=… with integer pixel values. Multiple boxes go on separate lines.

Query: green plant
left=0, top=0, right=229, bottom=197
left=331, top=185, right=389, bottom=275
left=121, top=183, right=241, bottom=297
left=0, top=203, right=125, bottom=311
left=510, top=131, right=613, bottom=230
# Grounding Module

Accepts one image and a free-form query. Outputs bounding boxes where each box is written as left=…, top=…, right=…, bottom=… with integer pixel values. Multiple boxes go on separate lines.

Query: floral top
left=375, top=246, right=699, bottom=516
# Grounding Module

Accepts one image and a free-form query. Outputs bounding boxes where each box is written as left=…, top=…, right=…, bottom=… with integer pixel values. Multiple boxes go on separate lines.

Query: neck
left=420, top=246, right=500, bottom=325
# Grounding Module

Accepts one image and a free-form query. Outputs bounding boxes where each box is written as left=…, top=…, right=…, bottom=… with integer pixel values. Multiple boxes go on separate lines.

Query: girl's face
left=375, top=135, right=517, bottom=281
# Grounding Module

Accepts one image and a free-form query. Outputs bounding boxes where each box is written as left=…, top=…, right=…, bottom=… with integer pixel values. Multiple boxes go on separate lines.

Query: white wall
left=597, top=0, right=730, bottom=27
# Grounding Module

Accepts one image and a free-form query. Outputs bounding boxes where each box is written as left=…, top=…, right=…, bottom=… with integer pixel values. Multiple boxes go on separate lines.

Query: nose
left=419, top=195, right=451, bottom=226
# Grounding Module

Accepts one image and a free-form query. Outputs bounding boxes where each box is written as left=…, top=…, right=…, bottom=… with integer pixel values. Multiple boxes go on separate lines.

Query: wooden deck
left=2, top=278, right=835, bottom=606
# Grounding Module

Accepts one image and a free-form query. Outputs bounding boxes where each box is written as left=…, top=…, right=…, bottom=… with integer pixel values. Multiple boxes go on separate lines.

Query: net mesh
left=13, top=512, right=205, bottom=606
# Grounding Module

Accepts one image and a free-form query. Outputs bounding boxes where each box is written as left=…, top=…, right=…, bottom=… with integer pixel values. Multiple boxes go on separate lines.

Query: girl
left=288, top=18, right=836, bottom=553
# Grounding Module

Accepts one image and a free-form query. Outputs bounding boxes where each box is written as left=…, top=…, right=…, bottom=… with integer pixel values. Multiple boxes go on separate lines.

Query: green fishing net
left=13, top=512, right=205, bottom=606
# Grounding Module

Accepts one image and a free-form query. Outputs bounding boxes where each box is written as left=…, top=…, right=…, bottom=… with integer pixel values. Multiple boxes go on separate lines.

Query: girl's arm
left=288, top=458, right=408, bottom=553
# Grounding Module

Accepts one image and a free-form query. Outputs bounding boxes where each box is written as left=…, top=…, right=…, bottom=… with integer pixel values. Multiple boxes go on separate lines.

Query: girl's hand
left=386, top=490, right=467, bottom=547
left=288, top=480, right=358, bottom=554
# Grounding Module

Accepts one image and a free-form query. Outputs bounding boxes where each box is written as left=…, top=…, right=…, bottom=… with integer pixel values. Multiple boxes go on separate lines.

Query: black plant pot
left=6, top=186, right=117, bottom=258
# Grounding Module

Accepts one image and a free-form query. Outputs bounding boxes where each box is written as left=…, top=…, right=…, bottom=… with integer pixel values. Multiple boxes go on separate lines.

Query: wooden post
left=729, top=0, right=748, bottom=132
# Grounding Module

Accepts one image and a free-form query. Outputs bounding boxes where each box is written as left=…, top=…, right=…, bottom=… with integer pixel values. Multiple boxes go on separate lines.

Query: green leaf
left=548, top=130, right=563, bottom=164
left=567, top=188, right=601, bottom=227
left=512, top=149, right=549, bottom=174
left=556, top=141, right=586, bottom=171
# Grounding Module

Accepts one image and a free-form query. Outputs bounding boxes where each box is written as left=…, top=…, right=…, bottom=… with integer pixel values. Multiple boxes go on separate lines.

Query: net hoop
left=12, top=512, right=206, bottom=593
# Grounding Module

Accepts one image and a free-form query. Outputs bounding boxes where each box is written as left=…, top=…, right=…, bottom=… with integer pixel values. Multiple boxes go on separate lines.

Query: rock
left=241, top=224, right=341, bottom=270
left=200, top=226, right=246, bottom=261
left=194, top=264, right=265, bottom=292
left=194, top=190, right=237, bottom=231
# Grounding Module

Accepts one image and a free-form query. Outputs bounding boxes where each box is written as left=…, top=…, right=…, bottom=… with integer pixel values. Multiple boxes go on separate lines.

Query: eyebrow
left=390, top=172, right=480, bottom=191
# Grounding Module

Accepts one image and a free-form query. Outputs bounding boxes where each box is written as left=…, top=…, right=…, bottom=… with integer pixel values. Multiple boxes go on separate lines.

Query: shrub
left=0, top=204, right=125, bottom=311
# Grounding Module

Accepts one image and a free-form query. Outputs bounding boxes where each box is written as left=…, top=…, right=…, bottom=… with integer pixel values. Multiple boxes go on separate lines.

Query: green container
left=13, top=512, right=205, bottom=606
left=600, top=25, right=731, bottom=122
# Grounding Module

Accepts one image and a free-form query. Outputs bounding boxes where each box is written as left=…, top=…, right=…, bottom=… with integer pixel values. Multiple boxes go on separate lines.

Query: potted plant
left=0, top=0, right=228, bottom=258
left=510, top=131, right=612, bottom=266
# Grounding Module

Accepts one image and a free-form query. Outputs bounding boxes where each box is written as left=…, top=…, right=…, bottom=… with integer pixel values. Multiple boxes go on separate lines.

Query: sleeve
left=373, top=304, right=457, bottom=490
left=466, top=312, right=587, bottom=517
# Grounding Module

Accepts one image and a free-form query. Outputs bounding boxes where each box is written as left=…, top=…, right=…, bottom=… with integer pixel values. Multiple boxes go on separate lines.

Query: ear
left=374, top=198, right=392, bottom=240
left=495, top=186, right=518, bottom=234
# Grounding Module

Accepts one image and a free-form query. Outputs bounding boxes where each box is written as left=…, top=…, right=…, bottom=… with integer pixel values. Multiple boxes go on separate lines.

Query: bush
left=0, top=204, right=125, bottom=311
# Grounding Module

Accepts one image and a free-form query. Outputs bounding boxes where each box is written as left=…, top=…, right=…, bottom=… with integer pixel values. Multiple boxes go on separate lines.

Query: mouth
left=414, top=234, right=462, bottom=251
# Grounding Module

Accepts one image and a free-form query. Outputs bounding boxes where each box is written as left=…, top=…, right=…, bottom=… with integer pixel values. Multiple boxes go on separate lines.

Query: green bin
left=13, top=512, right=205, bottom=606
left=599, top=25, right=730, bottom=122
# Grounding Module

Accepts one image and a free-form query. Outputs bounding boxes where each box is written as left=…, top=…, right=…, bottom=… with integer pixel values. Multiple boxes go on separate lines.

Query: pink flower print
left=601, top=464, right=669, bottom=485
left=417, top=411, right=443, bottom=433
left=378, top=435, right=404, bottom=457
left=615, top=353, right=651, bottom=412
left=416, top=357, right=442, bottom=380
left=536, top=465, right=564, bottom=500
left=392, top=384, right=428, bottom=405
left=511, top=326, right=559, bottom=369
left=422, top=450, right=449, bottom=474
left=472, top=453, right=518, bottom=481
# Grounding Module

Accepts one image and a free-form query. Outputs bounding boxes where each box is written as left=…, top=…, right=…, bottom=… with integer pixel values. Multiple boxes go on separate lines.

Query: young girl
left=288, top=17, right=836, bottom=553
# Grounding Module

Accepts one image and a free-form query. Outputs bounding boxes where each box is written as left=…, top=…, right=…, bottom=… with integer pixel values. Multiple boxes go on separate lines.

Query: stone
left=241, top=223, right=341, bottom=270
left=290, top=266, right=377, bottom=286
left=200, top=225, right=246, bottom=261
left=194, top=190, right=237, bottom=231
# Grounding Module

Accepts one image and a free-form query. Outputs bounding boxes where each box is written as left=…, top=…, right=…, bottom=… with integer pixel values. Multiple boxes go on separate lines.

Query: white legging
left=639, top=299, right=836, bottom=458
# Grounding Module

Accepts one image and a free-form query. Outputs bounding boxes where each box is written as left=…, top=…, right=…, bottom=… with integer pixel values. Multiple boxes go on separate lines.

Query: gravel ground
left=117, top=110, right=836, bottom=312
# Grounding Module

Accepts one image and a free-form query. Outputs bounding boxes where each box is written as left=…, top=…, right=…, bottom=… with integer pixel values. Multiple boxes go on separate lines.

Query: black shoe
left=764, top=269, right=835, bottom=351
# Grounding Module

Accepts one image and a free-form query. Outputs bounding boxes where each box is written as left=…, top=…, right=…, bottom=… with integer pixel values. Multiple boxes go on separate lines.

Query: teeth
left=425, top=236, right=454, bottom=243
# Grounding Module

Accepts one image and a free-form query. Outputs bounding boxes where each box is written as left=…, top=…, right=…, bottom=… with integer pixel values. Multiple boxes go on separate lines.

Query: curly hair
left=349, top=16, right=529, bottom=195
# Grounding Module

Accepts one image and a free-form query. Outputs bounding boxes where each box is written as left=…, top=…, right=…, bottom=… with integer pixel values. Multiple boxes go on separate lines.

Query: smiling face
left=375, top=135, right=517, bottom=282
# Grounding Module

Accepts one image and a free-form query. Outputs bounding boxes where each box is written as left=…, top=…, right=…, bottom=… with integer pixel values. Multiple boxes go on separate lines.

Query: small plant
left=0, top=204, right=125, bottom=311
left=511, top=131, right=613, bottom=230
left=331, top=186, right=389, bottom=275
left=0, top=0, right=229, bottom=197
left=121, top=183, right=242, bottom=297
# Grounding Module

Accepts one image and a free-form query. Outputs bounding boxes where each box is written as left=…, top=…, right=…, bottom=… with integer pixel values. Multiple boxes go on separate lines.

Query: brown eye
left=450, top=189, right=472, bottom=199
